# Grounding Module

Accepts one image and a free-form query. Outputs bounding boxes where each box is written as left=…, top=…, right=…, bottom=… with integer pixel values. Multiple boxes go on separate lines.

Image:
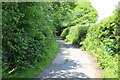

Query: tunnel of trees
left=1, top=1, right=119, bottom=78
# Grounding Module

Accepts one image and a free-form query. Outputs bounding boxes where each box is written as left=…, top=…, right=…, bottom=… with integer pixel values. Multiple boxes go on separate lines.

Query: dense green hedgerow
left=60, top=27, right=70, bottom=40
left=81, top=15, right=119, bottom=78
left=61, top=25, right=89, bottom=45
left=13, top=40, right=59, bottom=78
left=66, top=26, right=80, bottom=44
left=2, top=2, right=58, bottom=78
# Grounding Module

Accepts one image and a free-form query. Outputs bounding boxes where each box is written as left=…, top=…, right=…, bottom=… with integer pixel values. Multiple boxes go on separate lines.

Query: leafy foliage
left=52, top=2, right=77, bottom=36
left=61, top=25, right=89, bottom=45
left=2, top=1, right=118, bottom=78
left=52, top=2, right=98, bottom=36
left=2, top=2, right=58, bottom=78
left=81, top=15, right=119, bottom=78
left=72, top=2, right=98, bottom=25
left=60, top=27, right=70, bottom=40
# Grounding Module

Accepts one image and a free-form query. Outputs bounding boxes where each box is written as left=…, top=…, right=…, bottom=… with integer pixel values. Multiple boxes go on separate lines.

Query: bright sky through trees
left=89, top=0, right=119, bottom=23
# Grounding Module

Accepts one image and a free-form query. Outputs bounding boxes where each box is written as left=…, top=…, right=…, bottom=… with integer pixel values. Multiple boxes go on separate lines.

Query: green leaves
left=52, top=2, right=98, bottom=36
left=61, top=27, right=70, bottom=39
left=61, top=25, right=89, bottom=45
left=2, top=2, right=57, bottom=78
left=81, top=15, right=118, bottom=78
left=72, top=2, right=98, bottom=25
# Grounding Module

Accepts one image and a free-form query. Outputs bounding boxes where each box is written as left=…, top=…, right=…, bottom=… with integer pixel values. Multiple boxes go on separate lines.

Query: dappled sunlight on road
left=36, top=39, right=102, bottom=78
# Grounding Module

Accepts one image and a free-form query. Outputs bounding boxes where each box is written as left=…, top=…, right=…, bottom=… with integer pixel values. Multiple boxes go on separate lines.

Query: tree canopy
left=52, top=2, right=98, bottom=35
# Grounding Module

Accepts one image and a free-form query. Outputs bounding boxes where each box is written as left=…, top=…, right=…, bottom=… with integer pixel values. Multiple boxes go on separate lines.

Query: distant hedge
left=60, top=27, right=70, bottom=40
left=61, top=25, right=89, bottom=45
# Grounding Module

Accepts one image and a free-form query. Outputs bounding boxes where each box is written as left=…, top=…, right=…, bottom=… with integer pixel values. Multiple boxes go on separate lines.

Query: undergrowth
left=8, top=40, right=59, bottom=78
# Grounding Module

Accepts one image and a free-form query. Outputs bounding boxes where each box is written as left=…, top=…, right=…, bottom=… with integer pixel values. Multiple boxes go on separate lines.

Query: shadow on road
left=35, top=39, right=89, bottom=78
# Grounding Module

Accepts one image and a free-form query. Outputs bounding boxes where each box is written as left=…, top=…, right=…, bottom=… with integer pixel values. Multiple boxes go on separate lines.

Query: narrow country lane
left=36, top=38, right=102, bottom=78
